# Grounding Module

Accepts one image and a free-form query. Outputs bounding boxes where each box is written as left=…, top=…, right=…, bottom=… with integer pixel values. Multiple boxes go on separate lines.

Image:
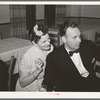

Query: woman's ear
left=61, top=36, right=66, bottom=43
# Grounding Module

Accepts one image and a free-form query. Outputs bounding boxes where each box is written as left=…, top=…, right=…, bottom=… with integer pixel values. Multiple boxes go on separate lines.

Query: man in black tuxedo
left=42, top=21, right=100, bottom=92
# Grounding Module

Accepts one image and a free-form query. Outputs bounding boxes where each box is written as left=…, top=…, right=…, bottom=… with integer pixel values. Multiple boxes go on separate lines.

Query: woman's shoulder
left=27, top=45, right=38, bottom=53
left=23, top=46, right=39, bottom=57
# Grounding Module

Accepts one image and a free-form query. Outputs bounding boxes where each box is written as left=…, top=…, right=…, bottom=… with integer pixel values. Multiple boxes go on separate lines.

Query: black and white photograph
left=0, top=1, right=100, bottom=98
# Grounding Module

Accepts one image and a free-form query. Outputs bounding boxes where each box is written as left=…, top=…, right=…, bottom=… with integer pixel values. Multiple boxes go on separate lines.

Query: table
left=0, top=38, right=33, bottom=74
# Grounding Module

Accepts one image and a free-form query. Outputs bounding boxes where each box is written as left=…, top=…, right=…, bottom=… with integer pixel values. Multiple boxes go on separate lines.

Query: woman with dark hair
left=16, top=24, right=53, bottom=91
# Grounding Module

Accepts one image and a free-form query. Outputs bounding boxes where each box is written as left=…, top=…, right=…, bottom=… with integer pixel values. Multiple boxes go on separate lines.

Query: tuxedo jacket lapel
left=61, top=45, right=82, bottom=77
left=79, top=42, right=94, bottom=74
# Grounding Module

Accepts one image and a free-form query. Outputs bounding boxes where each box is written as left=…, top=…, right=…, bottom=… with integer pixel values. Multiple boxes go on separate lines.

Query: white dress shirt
left=65, top=47, right=89, bottom=78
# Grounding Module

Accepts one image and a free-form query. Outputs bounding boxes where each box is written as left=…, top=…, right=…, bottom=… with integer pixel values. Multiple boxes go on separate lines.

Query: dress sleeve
left=19, top=52, right=36, bottom=74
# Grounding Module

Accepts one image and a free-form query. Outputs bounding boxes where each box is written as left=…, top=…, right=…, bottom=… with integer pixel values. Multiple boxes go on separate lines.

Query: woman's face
left=37, top=34, right=51, bottom=51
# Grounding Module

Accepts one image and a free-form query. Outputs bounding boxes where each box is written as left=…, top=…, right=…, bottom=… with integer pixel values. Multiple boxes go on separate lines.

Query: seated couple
left=16, top=22, right=100, bottom=92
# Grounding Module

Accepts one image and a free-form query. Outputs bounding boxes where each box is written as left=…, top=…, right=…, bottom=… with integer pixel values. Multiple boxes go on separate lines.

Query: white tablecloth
left=0, top=38, right=33, bottom=74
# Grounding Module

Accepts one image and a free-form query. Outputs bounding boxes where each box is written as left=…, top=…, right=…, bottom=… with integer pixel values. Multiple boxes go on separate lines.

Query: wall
left=66, top=5, right=71, bottom=17
left=0, top=23, right=10, bottom=38
left=81, top=5, right=100, bottom=18
left=66, top=5, right=100, bottom=18
left=36, top=5, right=44, bottom=25
left=65, top=5, right=100, bottom=25
left=0, top=5, right=10, bottom=24
left=36, top=5, right=44, bottom=20
left=70, top=5, right=80, bottom=17
left=55, top=5, right=66, bottom=25
left=80, top=5, right=100, bottom=25
left=0, top=5, right=45, bottom=39
left=0, top=5, right=10, bottom=38
left=2, top=5, right=100, bottom=39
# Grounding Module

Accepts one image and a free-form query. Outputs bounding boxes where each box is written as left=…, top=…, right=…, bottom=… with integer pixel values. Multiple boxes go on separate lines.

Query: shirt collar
left=64, top=46, right=71, bottom=54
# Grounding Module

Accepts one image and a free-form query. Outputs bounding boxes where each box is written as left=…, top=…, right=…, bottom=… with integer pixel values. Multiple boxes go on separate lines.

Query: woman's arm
left=19, top=68, right=43, bottom=88
left=19, top=57, right=44, bottom=88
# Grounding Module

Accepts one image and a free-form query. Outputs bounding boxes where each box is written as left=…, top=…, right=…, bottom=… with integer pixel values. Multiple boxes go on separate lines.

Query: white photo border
left=0, top=1, right=100, bottom=99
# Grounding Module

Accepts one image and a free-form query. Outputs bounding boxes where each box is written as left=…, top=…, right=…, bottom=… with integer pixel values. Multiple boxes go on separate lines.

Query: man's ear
left=32, top=41, right=35, bottom=44
left=61, top=36, right=66, bottom=43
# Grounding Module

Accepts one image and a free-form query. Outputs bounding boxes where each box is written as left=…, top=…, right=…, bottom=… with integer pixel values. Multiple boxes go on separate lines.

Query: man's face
left=63, top=27, right=81, bottom=51
left=37, top=34, right=51, bottom=51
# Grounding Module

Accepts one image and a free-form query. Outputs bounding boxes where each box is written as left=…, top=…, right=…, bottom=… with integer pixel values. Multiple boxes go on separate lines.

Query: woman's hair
left=59, top=21, right=78, bottom=37
left=29, top=24, right=48, bottom=43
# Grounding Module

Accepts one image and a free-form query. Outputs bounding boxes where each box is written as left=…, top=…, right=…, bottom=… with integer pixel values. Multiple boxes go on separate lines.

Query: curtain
left=26, top=5, right=36, bottom=30
left=45, top=5, right=55, bottom=27
left=10, top=5, right=27, bottom=39
left=55, top=5, right=66, bottom=26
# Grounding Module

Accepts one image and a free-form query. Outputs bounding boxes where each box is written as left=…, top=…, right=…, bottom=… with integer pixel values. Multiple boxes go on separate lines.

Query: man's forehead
left=66, top=27, right=80, bottom=36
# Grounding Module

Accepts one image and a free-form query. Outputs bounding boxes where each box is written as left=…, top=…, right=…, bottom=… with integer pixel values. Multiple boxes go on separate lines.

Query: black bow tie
left=69, top=49, right=80, bottom=57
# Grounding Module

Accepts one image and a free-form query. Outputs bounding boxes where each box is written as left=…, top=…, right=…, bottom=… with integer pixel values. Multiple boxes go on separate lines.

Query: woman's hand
left=39, top=85, right=47, bottom=92
left=35, top=58, right=44, bottom=71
